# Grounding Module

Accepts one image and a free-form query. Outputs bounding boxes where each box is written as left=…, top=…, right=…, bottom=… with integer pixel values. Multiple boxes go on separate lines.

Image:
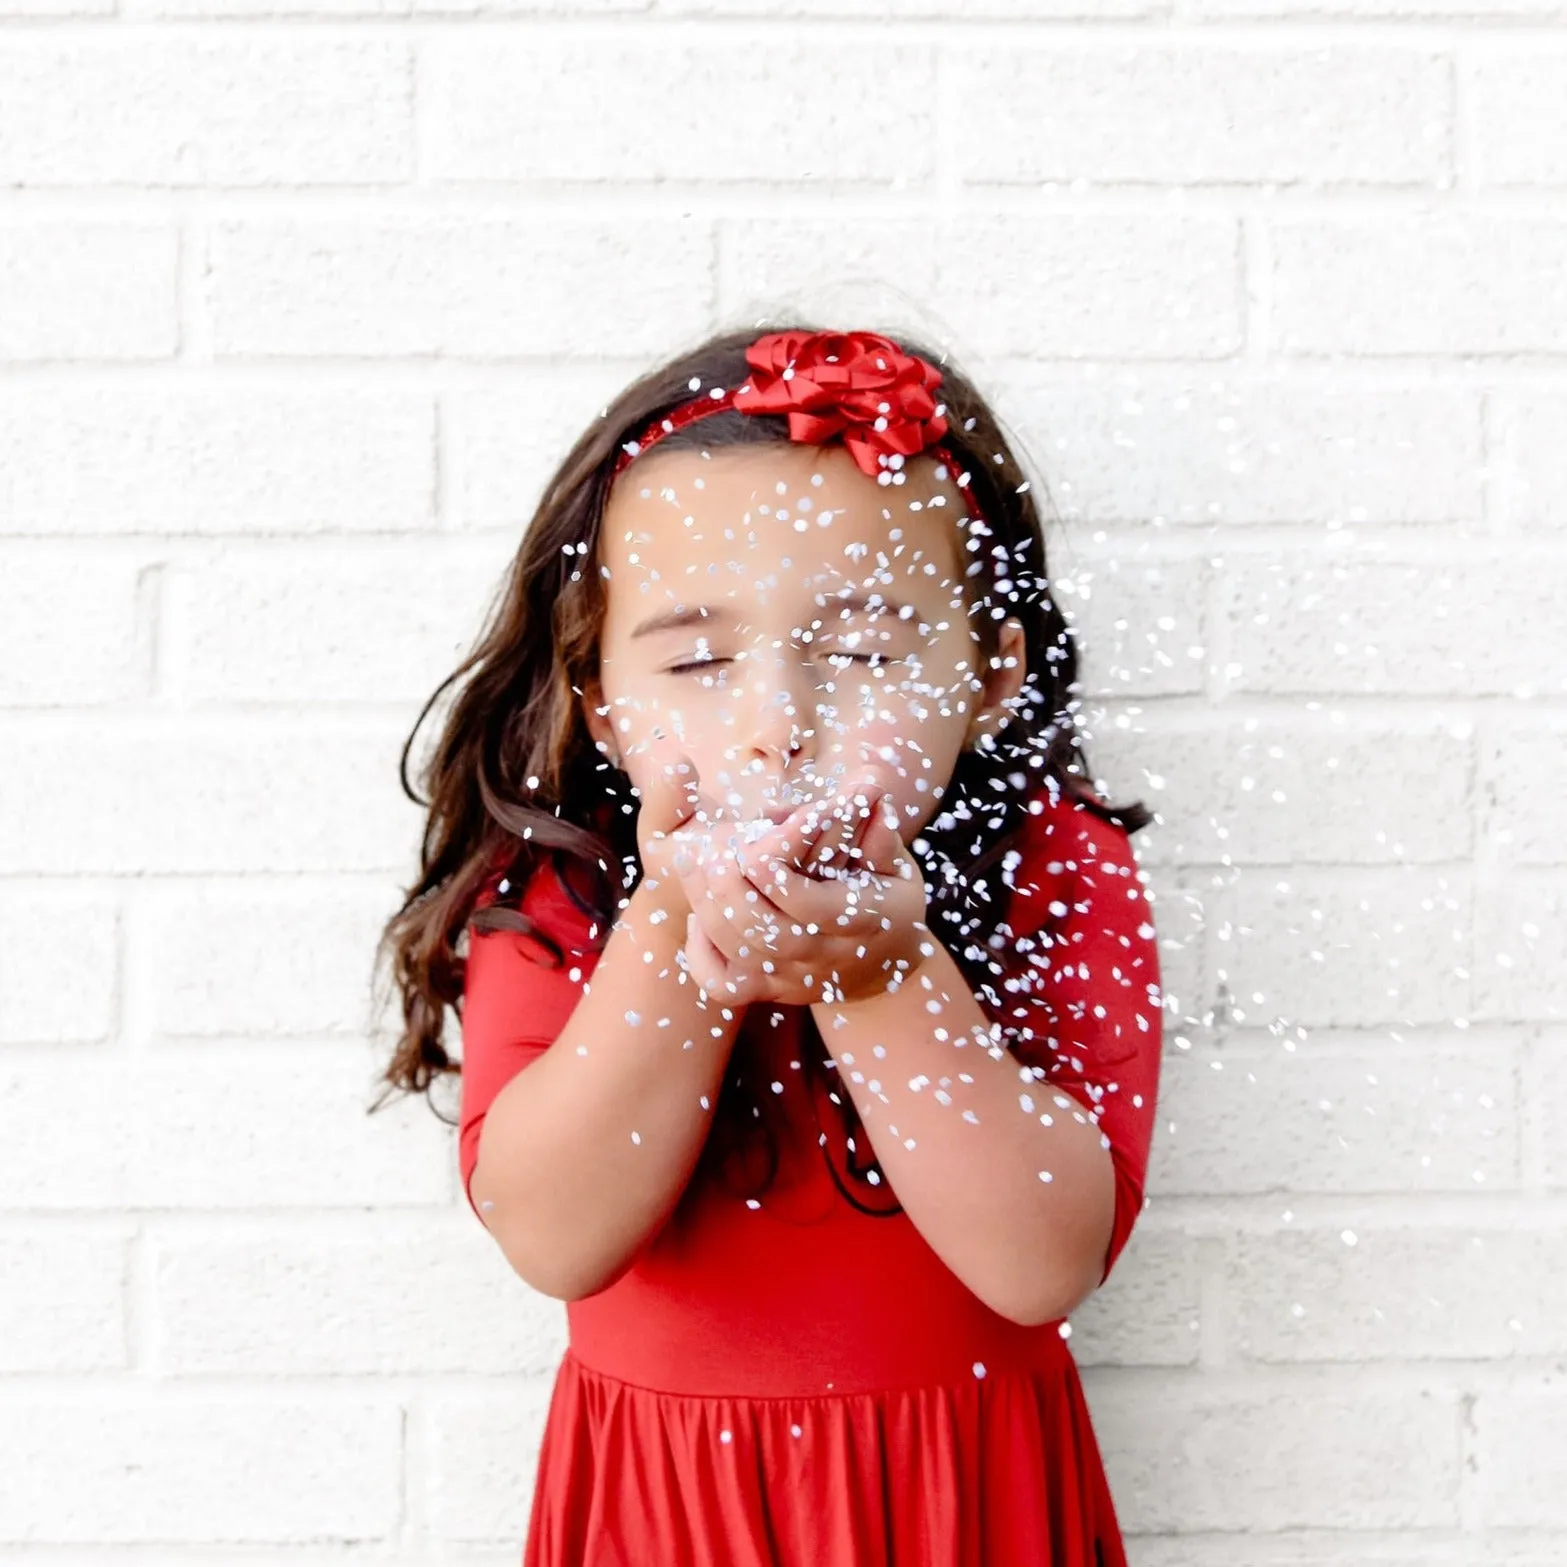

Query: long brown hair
left=367, top=320, right=1153, bottom=1209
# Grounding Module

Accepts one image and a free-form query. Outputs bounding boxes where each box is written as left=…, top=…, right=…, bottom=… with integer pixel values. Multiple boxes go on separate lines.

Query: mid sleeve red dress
left=457, top=780, right=1163, bottom=1567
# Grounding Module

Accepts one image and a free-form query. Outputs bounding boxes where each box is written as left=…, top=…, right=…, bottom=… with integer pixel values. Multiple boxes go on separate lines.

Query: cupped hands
left=657, top=763, right=931, bottom=1009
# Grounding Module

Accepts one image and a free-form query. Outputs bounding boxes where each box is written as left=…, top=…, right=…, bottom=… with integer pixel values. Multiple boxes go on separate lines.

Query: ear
left=965, top=618, right=1027, bottom=751
left=580, top=675, right=618, bottom=766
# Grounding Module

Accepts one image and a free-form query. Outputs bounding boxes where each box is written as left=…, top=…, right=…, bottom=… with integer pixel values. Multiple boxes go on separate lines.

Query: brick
left=1229, top=1226, right=1559, bottom=1361
left=1087, top=1376, right=1460, bottom=1532
left=148, top=1047, right=455, bottom=1209
left=0, top=388, right=435, bottom=536
left=1470, top=1388, right=1567, bottom=1528
left=426, top=1384, right=559, bottom=1545
left=0, top=1397, right=399, bottom=1542
left=1067, top=730, right=1183, bottom=847
left=0, top=548, right=145, bottom=703
left=956, top=47, right=1450, bottom=188
left=0, top=0, right=110, bottom=12
left=1468, top=52, right=1567, bottom=187
left=449, top=369, right=627, bottom=531
left=169, top=540, right=514, bottom=703
left=1224, top=551, right=1567, bottom=697
left=1473, top=874, right=1567, bottom=1023
left=1123, top=1536, right=1560, bottom=1566
left=0, top=38, right=410, bottom=186
left=0, top=224, right=176, bottom=362
left=940, top=215, right=1243, bottom=360
left=1493, top=392, right=1567, bottom=535
left=719, top=216, right=939, bottom=327
left=142, top=885, right=403, bottom=1038
left=1541, top=1031, right=1567, bottom=1191
left=1055, top=553, right=1207, bottom=699
left=993, top=372, right=1481, bottom=527
left=0, top=1058, right=134, bottom=1210
left=132, top=0, right=635, bottom=10
left=1155, top=1034, right=1518, bottom=1196
left=1117, top=720, right=1474, bottom=866
left=0, top=1234, right=126, bottom=1371
left=1060, top=1230, right=1200, bottom=1368
left=0, top=897, right=118, bottom=1044
left=1199, top=0, right=1565, bottom=13
left=0, top=1050, right=452, bottom=1209
left=1226, top=867, right=1472, bottom=1028
left=1134, top=871, right=1203, bottom=1021
left=425, top=37, right=933, bottom=186
left=208, top=217, right=714, bottom=358
left=1117, top=1547, right=1561, bottom=1567
left=0, top=721, right=411, bottom=876
left=157, top=1231, right=565, bottom=1374
left=662, top=0, right=1162, bottom=13
left=1273, top=219, right=1567, bottom=356
left=1481, top=721, right=1567, bottom=865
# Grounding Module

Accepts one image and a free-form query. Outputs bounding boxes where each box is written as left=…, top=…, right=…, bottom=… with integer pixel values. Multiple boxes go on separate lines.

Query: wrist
left=625, top=871, right=690, bottom=940
left=817, top=935, right=934, bottom=1010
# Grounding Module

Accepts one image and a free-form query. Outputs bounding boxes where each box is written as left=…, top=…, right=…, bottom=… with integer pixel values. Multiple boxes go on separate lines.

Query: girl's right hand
left=633, top=752, right=720, bottom=917
left=784, top=774, right=891, bottom=881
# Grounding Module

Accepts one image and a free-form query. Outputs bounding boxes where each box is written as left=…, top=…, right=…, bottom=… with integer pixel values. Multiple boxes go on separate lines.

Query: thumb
left=860, top=794, right=910, bottom=874
left=638, top=752, right=705, bottom=838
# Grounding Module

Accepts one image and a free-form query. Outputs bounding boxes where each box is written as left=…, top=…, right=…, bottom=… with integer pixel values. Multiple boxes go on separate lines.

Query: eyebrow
left=630, top=589, right=920, bottom=641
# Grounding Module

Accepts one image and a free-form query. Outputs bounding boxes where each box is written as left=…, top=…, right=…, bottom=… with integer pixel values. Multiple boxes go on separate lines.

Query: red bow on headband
left=731, top=330, right=952, bottom=482
left=613, top=331, right=977, bottom=511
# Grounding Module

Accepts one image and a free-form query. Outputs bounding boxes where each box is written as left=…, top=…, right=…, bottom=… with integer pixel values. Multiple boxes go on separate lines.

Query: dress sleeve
left=457, top=855, right=602, bottom=1223
left=979, top=787, right=1164, bottom=1288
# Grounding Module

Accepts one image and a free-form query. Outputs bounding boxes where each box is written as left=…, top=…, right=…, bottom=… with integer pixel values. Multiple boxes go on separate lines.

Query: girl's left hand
left=670, top=782, right=930, bottom=1008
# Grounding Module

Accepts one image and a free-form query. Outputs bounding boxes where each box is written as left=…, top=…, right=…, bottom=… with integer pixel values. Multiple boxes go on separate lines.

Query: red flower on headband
left=731, top=330, right=952, bottom=482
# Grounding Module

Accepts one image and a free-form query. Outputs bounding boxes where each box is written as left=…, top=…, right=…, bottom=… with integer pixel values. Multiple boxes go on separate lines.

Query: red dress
left=458, top=782, right=1162, bottom=1567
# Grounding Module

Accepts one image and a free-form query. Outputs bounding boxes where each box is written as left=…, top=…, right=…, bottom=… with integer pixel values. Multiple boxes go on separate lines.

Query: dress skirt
left=522, top=1341, right=1123, bottom=1567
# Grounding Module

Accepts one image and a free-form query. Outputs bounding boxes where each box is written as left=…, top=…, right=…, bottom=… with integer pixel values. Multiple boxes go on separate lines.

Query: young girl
left=373, top=325, right=1162, bottom=1566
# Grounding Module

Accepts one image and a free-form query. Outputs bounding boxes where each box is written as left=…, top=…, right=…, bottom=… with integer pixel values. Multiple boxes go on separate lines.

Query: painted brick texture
left=2, top=6, right=1562, bottom=1561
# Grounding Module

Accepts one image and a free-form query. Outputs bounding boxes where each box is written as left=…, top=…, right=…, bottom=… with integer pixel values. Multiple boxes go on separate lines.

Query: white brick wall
left=1, top=4, right=1563, bottom=1561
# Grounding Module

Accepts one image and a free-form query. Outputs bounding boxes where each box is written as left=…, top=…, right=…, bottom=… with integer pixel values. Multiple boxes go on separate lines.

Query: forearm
left=811, top=935, right=1116, bottom=1325
left=472, top=876, right=742, bottom=1301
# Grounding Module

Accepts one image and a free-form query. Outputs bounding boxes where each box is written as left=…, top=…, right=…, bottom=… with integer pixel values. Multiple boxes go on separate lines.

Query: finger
left=841, top=786, right=888, bottom=866
left=736, top=839, right=803, bottom=918
left=707, top=846, right=786, bottom=969
left=802, top=784, right=885, bottom=875
left=671, top=845, right=720, bottom=945
left=722, top=824, right=793, bottom=909
left=639, top=752, right=702, bottom=840
left=768, top=787, right=864, bottom=873
left=683, top=854, right=749, bottom=962
left=737, top=850, right=817, bottom=916
left=776, top=805, right=832, bottom=869
left=739, top=847, right=882, bottom=928
left=735, top=772, right=881, bottom=877
left=855, top=794, right=907, bottom=875
left=682, top=849, right=736, bottom=950
left=689, top=906, right=753, bottom=1002
left=737, top=805, right=823, bottom=887
left=681, top=911, right=727, bottom=999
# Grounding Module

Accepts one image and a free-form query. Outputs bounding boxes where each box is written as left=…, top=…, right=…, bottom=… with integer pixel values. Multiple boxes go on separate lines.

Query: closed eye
left=667, top=653, right=892, bottom=676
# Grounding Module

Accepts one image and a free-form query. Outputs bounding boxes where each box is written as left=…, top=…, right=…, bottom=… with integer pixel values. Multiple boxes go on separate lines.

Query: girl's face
left=581, top=443, right=1027, bottom=839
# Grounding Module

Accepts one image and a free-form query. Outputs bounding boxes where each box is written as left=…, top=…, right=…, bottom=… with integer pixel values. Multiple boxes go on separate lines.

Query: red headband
left=611, top=330, right=987, bottom=525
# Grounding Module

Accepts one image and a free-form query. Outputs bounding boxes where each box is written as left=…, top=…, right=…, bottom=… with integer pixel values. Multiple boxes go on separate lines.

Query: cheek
left=613, top=701, right=714, bottom=787
left=830, top=657, right=952, bottom=726
left=834, top=665, right=969, bottom=788
left=597, top=685, right=677, bottom=777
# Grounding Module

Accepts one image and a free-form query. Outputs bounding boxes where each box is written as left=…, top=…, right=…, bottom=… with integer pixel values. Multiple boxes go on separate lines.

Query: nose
left=732, top=649, right=817, bottom=784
